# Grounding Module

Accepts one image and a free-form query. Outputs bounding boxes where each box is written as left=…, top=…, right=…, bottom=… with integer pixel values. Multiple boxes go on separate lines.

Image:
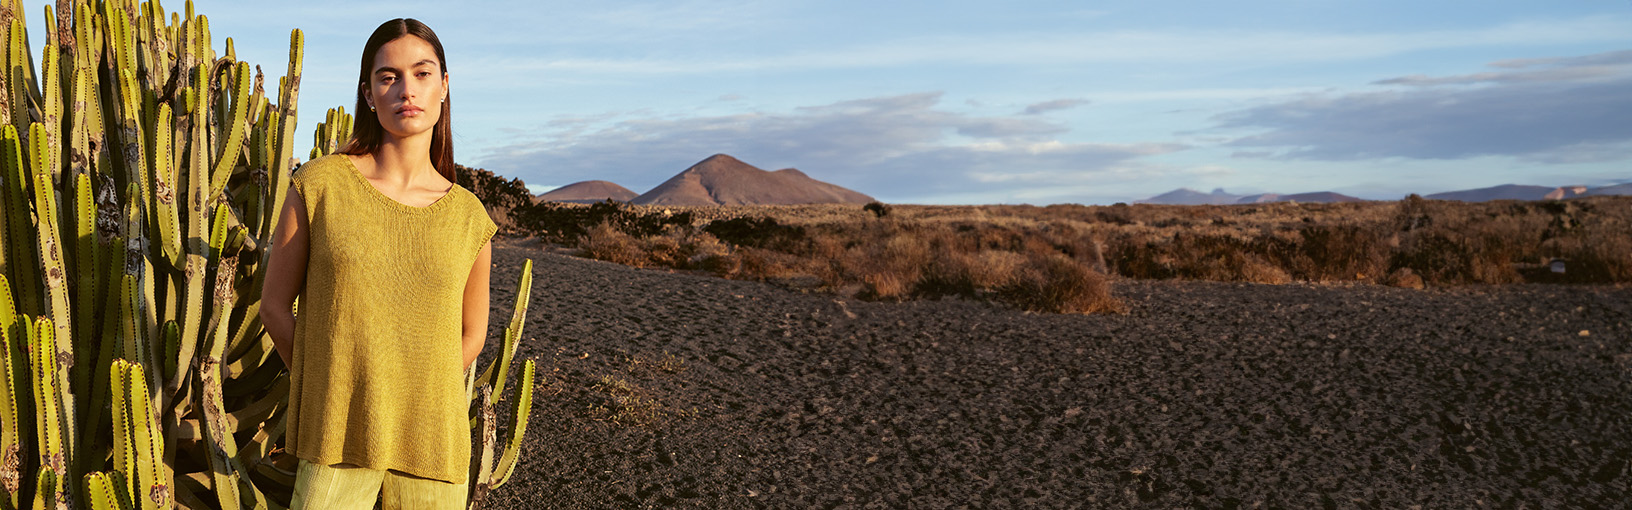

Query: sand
left=477, top=237, right=1631, bottom=508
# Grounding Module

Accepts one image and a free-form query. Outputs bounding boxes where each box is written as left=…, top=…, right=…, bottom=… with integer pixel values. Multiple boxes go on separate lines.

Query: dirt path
left=479, top=239, right=1632, bottom=509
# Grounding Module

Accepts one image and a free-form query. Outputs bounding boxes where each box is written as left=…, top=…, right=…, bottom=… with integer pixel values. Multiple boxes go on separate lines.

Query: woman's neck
left=368, top=133, right=438, bottom=185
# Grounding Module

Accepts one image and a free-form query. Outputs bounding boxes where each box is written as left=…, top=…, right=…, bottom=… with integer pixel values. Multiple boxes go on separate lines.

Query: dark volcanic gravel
left=477, top=238, right=1632, bottom=509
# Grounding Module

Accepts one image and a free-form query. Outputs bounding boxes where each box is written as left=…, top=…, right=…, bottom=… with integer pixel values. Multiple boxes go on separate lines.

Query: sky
left=25, top=0, right=1632, bottom=204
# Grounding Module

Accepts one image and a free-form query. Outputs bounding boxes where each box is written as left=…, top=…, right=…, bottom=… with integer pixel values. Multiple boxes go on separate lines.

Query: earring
left=369, top=105, right=376, bottom=112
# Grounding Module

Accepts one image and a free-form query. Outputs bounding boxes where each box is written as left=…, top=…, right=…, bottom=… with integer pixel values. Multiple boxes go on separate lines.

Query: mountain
left=1136, top=188, right=1242, bottom=205
left=534, top=180, right=638, bottom=204
left=630, top=154, right=874, bottom=206
left=1580, top=183, right=1631, bottom=197
left=1242, top=192, right=1363, bottom=204
left=1425, top=184, right=1556, bottom=202
left=1544, top=186, right=1589, bottom=200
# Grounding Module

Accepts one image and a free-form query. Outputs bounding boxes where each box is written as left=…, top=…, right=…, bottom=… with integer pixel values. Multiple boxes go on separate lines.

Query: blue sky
left=27, top=1, right=1632, bottom=204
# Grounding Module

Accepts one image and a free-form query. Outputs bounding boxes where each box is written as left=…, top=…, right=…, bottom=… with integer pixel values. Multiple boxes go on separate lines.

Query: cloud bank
left=1216, top=49, right=1632, bottom=162
left=477, top=92, right=1181, bottom=202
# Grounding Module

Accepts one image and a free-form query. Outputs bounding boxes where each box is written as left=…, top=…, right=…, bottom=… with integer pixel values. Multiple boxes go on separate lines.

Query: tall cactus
left=0, top=2, right=538, bottom=508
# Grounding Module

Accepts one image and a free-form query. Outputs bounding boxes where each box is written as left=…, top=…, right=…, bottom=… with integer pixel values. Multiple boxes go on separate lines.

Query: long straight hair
left=339, top=18, right=455, bottom=183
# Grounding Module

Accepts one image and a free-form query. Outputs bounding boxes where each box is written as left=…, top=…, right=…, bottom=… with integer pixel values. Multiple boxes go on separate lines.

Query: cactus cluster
left=0, top=1, right=537, bottom=509
left=306, top=107, right=347, bottom=161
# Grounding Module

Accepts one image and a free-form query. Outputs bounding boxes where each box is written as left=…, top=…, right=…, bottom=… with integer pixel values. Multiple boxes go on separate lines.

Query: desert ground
left=475, top=237, right=1631, bottom=509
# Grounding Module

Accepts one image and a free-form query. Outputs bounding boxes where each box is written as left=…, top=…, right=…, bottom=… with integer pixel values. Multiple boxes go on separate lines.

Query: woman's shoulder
left=292, top=154, right=354, bottom=183
left=448, top=184, right=494, bottom=215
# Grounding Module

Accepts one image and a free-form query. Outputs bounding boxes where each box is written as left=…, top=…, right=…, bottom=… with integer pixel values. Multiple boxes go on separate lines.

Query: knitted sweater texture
left=286, top=154, right=496, bottom=483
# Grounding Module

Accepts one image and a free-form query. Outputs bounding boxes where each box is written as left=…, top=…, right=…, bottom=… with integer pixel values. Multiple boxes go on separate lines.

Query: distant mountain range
left=535, top=154, right=874, bottom=206
left=1139, top=183, right=1630, bottom=205
left=533, top=180, right=638, bottom=204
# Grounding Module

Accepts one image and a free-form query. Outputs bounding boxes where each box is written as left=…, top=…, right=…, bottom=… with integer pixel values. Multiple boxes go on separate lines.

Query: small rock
left=1579, top=330, right=1590, bottom=337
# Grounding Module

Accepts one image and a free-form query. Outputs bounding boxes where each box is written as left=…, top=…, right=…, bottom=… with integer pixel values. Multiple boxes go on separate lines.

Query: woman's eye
left=417, top=72, right=432, bottom=78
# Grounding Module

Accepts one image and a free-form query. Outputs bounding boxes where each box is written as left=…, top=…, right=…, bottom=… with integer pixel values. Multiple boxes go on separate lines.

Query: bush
left=1001, top=253, right=1124, bottom=314
left=515, top=200, right=693, bottom=243
left=703, top=216, right=806, bottom=250
left=864, top=201, right=892, bottom=218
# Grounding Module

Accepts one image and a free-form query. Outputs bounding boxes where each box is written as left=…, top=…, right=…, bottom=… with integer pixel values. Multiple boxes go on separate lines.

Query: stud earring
left=369, top=105, right=376, bottom=112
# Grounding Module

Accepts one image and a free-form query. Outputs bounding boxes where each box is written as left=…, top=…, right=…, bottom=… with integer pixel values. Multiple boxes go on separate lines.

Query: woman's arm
left=461, top=240, right=493, bottom=369
left=261, top=185, right=309, bottom=367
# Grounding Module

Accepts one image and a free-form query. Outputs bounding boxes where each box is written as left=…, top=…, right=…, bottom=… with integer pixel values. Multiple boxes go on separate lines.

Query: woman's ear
left=362, top=82, right=375, bottom=110
left=442, top=72, right=451, bottom=102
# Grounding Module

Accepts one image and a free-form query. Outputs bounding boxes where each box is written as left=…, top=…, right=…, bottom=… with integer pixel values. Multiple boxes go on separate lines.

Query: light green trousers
left=289, top=460, right=467, bottom=510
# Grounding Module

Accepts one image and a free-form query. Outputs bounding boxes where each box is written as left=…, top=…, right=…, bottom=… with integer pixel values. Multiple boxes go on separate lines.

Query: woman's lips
left=395, top=104, right=424, bottom=116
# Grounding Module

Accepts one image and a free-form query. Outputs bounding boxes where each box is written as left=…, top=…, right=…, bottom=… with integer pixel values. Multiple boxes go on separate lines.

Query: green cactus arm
left=474, top=259, right=532, bottom=401
left=489, top=359, right=535, bottom=489
left=168, top=254, right=205, bottom=394
left=151, top=103, right=182, bottom=268
left=108, top=360, right=138, bottom=509
left=31, top=317, right=70, bottom=502
left=120, top=361, right=168, bottom=510
left=265, top=29, right=301, bottom=242
left=0, top=125, right=39, bottom=318
left=110, top=357, right=136, bottom=500
left=71, top=164, right=98, bottom=412
left=209, top=61, right=249, bottom=199
left=82, top=471, right=123, bottom=510
left=109, top=470, right=136, bottom=510
left=32, top=126, right=76, bottom=372
left=208, top=201, right=229, bottom=263
left=115, top=67, right=149, bottom=217
left=200, top=254, right=243, bottom=510
left=187, top=63, right=211, bottom=256
left=31, top=466, right=55, bottom=510
left=8, top=19, right=29, bottom=137
left=0, top=276, right=21, bottom=510
left=38, top=32, right=60, bottom=186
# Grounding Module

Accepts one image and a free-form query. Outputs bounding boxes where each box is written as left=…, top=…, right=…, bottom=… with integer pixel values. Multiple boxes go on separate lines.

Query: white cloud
left=1023, top=99, right=1089, bottom=115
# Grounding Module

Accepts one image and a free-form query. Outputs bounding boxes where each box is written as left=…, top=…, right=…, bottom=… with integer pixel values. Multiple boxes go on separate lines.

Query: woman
left=261, top=18, right=495, bottom=509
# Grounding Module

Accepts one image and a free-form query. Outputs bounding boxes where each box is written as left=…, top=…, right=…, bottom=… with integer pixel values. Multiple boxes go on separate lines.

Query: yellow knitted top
left=286, top=154, right=496, bottom=484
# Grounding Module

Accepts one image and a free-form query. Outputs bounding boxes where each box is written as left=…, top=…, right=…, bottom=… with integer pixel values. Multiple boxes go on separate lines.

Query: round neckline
left=338, top=154, right=459, bottom=213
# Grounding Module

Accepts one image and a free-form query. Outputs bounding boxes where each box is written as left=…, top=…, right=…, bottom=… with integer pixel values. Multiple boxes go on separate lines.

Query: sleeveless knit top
left=286, top=154, right=496, bottom=483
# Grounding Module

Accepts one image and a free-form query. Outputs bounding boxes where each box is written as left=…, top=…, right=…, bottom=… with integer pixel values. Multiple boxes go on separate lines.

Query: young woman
left=261, top=18, right=496, bottom=509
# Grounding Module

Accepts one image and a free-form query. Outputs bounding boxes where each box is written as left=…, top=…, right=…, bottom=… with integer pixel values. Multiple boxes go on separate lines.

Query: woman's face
left=364, top=35, right=448, bottom=141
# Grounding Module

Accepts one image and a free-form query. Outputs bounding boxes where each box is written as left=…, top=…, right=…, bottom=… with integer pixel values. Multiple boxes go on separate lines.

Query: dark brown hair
left=339, top=18, right=455, bottom=182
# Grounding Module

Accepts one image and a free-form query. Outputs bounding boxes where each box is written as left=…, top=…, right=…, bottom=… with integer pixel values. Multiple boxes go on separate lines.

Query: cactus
left=466, top=260, right=537, bottom=509
left=0, top=2, right=538, bottom=509
left=307, top=106, right=348, bottom=161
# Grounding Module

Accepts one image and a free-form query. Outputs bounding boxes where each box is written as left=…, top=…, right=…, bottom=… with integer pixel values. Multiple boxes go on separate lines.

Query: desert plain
left=471, top=234, right=1630, bottom=509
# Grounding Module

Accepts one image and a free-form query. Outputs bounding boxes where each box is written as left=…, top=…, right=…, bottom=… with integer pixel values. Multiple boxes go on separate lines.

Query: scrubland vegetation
left=458, top=168, right=1631, bottom=313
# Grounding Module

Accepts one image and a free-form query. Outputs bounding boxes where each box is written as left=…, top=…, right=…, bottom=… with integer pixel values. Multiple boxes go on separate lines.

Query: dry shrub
left=1392, top=230, right=1521, bottom=285
left=850, top=233, right=933, bottom=300
left=736, top=247, right=807, bottom=280
left=1000, top=253, right=1124, bottom=314
left=1558, top=224, right=1632, bottom=283
left=1240, top=254, right=1292, bottom=284
left=919, top=248, right=1027, bottom=297
left=579, top=223, right=647, bottom=266
left=1386, top=267, right=1425, bottom=289
left=1296, top=224, right=1388, bottom=281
